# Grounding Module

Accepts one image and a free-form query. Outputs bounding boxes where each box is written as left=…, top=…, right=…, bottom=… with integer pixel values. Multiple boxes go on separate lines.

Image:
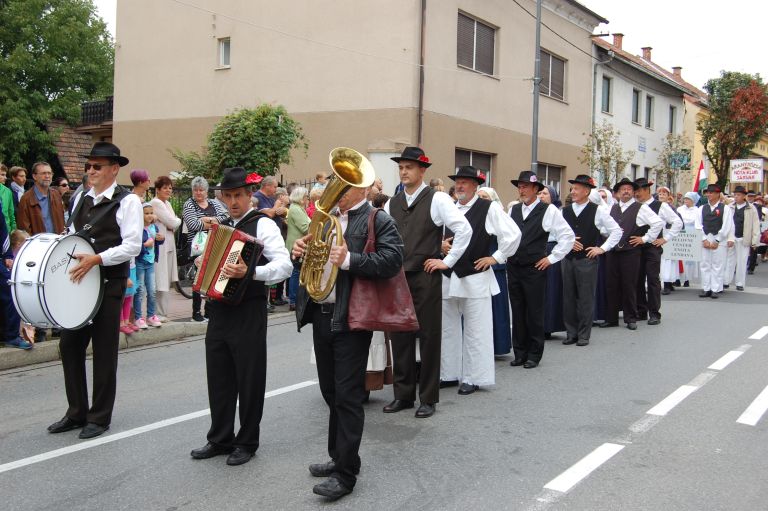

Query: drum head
left=40, top=236, right=103, bottom=329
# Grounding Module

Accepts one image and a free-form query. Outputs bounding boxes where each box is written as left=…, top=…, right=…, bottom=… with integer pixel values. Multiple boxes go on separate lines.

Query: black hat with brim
left=568, top=174, right=597, bottom=189
left=211, top=167, right=261, bottom=190
left=613, top=177, right=639, bottom=192
left=733, top=185, right=748, bottom=194
left=391, top=146, right=432, bottom=168
left=448, top=165, right=486, bottom=184
left=634, top=177, right=654, bottom=189
left=511, top=170, right=545, bottom=191
left=80, top=141, right=129, bottom=167
left=705, top=184, right=721, bottom=193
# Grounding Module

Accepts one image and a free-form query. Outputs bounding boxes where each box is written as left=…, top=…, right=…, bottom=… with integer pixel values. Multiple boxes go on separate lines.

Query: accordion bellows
left=193, top=224, right=264, bottom=304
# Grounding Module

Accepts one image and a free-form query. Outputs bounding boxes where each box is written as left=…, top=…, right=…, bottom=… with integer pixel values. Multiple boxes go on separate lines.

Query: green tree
left=171, top=104, right=308, bottom=185
left=579, top=120, right=635, bottom=186
left=698, top=71, right=768, bottom=189
left=0, top=0, right=114, bottom=166
left=653, top=133, right=692, bottom=190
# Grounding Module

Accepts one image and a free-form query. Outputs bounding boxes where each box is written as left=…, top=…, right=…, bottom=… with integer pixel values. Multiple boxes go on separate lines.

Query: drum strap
left=66, top=187, right=130, bottom=237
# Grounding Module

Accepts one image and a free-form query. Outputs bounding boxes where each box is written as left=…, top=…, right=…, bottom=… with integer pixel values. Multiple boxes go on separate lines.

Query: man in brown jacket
left=17, top=162, right=65, bottom=236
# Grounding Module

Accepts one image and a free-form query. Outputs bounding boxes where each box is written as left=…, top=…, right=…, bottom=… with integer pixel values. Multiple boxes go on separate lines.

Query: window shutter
left=457, top=14, right=474, bottom=68
left=540, top=51, right=551, bottom=96
left=475, top=22, right=495, bottom=74
left=455, top=149, right=471, bottom=168
left=550, top=55, right=565, bottom=100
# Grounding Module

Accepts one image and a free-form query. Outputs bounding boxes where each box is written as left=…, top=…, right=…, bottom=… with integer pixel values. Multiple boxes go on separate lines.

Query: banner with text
left=730, top=159, right=763, bottom=183
left=664, top=229, right=703, bottom=261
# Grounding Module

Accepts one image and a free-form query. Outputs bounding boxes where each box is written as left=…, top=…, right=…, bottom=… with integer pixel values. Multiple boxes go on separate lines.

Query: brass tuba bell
left=299, top=147, right=375, bottom=301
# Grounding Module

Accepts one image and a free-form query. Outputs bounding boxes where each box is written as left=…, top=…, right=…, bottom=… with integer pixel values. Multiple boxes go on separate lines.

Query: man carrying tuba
left=293, top=149, right=404, bottom=501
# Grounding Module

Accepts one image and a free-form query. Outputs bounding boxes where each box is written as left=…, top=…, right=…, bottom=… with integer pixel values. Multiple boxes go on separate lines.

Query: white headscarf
left=477, top=186, right=503, bottom=208
left=599, top=187, right=615, bottom=208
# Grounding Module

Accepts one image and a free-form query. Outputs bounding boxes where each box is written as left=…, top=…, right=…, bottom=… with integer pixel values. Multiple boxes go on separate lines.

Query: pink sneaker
left=147, top=315, right=162, bottom=327
left=119, top=325, right=133, bottom=335
left=128, top=323, right=141, bottom=332
left=134, top=318, right=148, bottom=330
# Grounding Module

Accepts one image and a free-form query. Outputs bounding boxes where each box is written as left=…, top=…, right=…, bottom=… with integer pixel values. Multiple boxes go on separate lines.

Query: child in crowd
left=134, top=203, right=161, bottom=329
left=2, top=229, right=33, bottom=349
left=120, top=261, right=138, bottom=334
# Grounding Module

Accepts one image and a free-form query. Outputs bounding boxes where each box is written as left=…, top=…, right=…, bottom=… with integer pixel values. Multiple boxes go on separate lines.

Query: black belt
left=318, top=302, right=335, bottom=314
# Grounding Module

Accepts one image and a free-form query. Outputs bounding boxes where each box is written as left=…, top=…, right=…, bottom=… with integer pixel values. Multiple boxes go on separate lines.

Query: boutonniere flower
left=418, top=155, right=430, bottom=164
left=715, top=209, right=721, bottom=216
left=246, top=173, right=263, bottom=184
left=478, top=171, right=486, bottom=180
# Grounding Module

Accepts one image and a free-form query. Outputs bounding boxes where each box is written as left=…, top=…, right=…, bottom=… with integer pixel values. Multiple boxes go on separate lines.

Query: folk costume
left=507, top=171, right=575, bottom=367
left=603, top=178, right=663, bottom=329
left=725, top=186, right=759, bottom=290
left=695, top=185, right=734, bottom=297
left=195, top=168, right=292, bottom=464
left=561, top=175, right=622, bottom=345
left=677, top=192, right=701, bottom=284
left=542, top=186, right=566, bottom=338
left=440, top=167, right=520, bottom=392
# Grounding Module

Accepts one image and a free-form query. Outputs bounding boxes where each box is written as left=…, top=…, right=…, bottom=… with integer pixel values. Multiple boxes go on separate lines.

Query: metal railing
left=80, top=96, right=114, bottom=125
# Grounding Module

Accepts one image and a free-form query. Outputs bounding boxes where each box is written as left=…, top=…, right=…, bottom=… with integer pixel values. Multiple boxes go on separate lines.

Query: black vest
left=509, top=201, right=549, bottom=266
left=563, top=202, right=601, bottom=260
left=702, top=203, right=724, bottom=235
left=734, top=205, right=746, bottom=238
left=389, top=187, right=442, bottom=271
left=445, top=198, right=492, bottom=278
left=73, top=186, right=131, bottom=279
left=610, top=201, right=643, bottom=252
left=645, top=200, right=664, bottom=239
left=224, top=209, right=269, bottom=301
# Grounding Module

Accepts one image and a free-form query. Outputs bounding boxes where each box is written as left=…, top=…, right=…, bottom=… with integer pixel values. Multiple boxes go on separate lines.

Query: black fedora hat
left=510, top=170, right=545, bottom=191
left=733, top=185, right=748, bottom=194
left=634, top=177, right=654, bottom=189
left=568, top=174, right=596, bottom=189
left=211, top=167, right=262, bottom=190
left=448, top=165, right=486, bottom=184
left=391, top=146, right=432, bottom=168
left=80, top=142, right=129, bottom=167
left=704, top=183, right=721, bottom=193
left=613, top=177, right=638, bottom=192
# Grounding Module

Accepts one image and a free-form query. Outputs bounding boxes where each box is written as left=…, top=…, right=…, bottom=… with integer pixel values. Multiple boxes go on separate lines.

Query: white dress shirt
left=384, top=181, right=471, bottom=268
left=694, top=201, right=734, bottom=244
left=643, top=198, right=682, bottom=241
left=677, top=205, right=699, bottom=229
left=232, top=208, right=292, bottom=285
left=519, top=198, right=575, bottom=264
left=570, top=200, right=623, bottom=252
left=617, top=198, right=664, bottom=243
left=68, top=181, right=143, bottom=266
left=445, top=195, right=521, bottom=298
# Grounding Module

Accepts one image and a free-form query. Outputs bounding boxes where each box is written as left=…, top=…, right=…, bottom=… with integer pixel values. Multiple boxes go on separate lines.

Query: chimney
left=672, top=66, right=682, bottom=78
left=641, top=46, right=652, bottom=61
left=612, top=33, right=623, bottom=50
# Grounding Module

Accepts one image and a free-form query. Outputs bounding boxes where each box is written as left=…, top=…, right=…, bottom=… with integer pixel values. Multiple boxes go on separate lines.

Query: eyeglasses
left=59, top=183, right=69, bottom=188
left=84, top=163, right=113, bottom=171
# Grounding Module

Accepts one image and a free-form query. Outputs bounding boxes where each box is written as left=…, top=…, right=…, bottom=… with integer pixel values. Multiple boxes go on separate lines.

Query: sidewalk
left=0, top=289, right=295, bottom=371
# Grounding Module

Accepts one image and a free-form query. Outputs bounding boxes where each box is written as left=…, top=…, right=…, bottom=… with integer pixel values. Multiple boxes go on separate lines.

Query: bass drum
left=10, top=234, right=104, bottom=330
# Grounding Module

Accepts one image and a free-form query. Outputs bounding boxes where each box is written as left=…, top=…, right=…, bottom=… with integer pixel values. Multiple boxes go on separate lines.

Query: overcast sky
left=93, top=0, right=765, bottom=90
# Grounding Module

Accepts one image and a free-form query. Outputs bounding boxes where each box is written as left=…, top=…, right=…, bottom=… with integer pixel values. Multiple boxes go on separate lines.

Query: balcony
left=80, top=96, right=113, bottom=126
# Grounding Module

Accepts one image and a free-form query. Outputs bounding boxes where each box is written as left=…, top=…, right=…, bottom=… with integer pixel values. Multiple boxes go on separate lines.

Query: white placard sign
left=730, top=159, right=763, bottom=183
left=664, top=229, right=703, bottom=261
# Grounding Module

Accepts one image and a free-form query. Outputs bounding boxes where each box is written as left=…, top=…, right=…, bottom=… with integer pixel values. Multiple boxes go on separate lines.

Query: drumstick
left=65, top=242, right=78, bottom=272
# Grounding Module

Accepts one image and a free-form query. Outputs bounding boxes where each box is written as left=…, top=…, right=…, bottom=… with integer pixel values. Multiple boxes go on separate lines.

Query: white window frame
left=668, top=105, right=677, bottom=134
left=601, top=75, right=612, bottom=113
left=455, top=148, right=494, bottom=186
left=540, top=49, right=566, bottom=101
left=457, top=12, right=496, bottom=76
left=536, top=163, right=564, bottom=197
left=631, top=89, right=641, bottom=124
left=645, top=94, right=654, bottom=129
left=218, top=37, right=231, bottom=69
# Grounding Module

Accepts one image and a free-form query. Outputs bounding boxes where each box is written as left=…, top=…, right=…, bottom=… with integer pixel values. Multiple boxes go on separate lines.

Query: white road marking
left=0, top=380, right=317, bottom=475
left=736, top=385, right=768, bottom=426
left=748, top=326, right=768, bottom=340
left=543, top=443, right=624, bottom=493
left=708, top=350, right=745, bottom=371
left=646, top=385, right=698, bottom=416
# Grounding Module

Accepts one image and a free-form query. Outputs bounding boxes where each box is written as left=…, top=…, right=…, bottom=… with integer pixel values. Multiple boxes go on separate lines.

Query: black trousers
left=59, top=278, right=126, bottom=426
left=748, top=246, right=759, bottom=272
left=637, top=245, right=662, bottom=319
left=312, top=306, right=371, bottom=489
left=507, top=263, right=547, bottom=363
left=204, top=297, right=268, bottom=452
left=605, top=250, right=642, bottom=324
left=192, top=291, right=207, bottom=315
left=561, top=257, right=598, bottom=341
left=390, top=270, right=442, bottom=404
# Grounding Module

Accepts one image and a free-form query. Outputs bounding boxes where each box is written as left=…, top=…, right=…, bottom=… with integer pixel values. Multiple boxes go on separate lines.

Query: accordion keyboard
left=214, top=240, right=244, bottom=294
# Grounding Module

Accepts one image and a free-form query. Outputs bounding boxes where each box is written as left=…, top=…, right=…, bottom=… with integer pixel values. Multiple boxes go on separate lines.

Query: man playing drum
left=47, top=142, right=143, bottom=439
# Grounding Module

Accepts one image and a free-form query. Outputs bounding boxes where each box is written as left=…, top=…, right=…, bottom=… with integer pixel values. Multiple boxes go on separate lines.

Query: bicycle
left=175, top=259, right=197, bottom=299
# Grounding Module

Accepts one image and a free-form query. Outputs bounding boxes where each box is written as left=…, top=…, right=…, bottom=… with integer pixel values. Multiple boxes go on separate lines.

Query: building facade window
left=457, top=12, right=495, bottom=75
left=536, top=163, right=563, bottom=195
left=601, top=76, right=612, bottom=113
left=540, top=50, right=566, bottom=101
left=631, top=89, right=641, bottom=124
left=668, top=105, right=677, bottom=134
left=631, top=164, right=640, bottom=180
left=645, top=95, right=654, bottom=129
left=455, top=148, right=493, bottom=185
left=218, top=38, right=231, bottom=68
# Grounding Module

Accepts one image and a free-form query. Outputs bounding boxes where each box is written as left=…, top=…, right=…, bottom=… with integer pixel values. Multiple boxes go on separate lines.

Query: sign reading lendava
left=665, top=229, right=703, bottom=261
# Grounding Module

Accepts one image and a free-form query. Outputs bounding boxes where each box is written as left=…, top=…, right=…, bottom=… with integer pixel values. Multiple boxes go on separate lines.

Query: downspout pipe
left=417, top=0, right=426, bottom=145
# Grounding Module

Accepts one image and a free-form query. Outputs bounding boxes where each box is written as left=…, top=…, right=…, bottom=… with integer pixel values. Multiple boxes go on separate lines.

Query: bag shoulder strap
left=364, top=208, right=380, bottom=253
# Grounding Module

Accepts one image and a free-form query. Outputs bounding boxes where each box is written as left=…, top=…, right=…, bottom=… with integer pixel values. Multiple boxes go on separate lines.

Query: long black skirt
left=593, top=253, right=608, bottom=322
left=492, top=267, right=512, bottom=356
left=544, top=241, right=565, bottom=335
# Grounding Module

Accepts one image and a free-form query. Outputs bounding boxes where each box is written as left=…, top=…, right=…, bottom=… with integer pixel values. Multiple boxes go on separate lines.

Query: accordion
left=193, top=224, right=264, bottom=304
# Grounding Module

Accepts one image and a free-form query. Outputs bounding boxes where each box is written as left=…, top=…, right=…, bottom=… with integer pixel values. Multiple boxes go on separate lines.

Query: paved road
left=2, top=274, right=767, bottom=510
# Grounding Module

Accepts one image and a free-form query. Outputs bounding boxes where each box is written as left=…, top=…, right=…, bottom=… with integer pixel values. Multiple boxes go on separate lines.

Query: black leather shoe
left=699, top=290, right=711, bottom=298
left=599, top=322, right=618, bottom=328
left=736, top=286, right=744, bottom=291
left=683, top=280, right=690, bottom=287
left=723, top=284, right=730, bottom=289
left=439, top=380, right=459, bottom=389
left=415, top=403, right=435, bottom=418
left=47, top=416, right=85, bottom=434
left=226, top=447, right=255, bottom=466
left=510, top=358, right=526, bottom=366
left=191, top=442, right=233, bottom=459
left=523, top=360, right=539, bottom=369
left=313, top=476, right=352, bottom=500
left=648, top=317, right=660, bottom=326
left=626, top=322, right=638, bottom=330
left=710, top=292, right=719, bottom=299
left=562, top=338, right=577, bottom=345
left=383, top=399, right=414, bottom=413
left=458, top=383, right=478, bottom=395
left=661, top=287, right=671, bottom=295
left=78, top=423, right=109, bottom=439
left=576, top=339, right=590, bottom=346
left=309, top=460, right=337, bottom=477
